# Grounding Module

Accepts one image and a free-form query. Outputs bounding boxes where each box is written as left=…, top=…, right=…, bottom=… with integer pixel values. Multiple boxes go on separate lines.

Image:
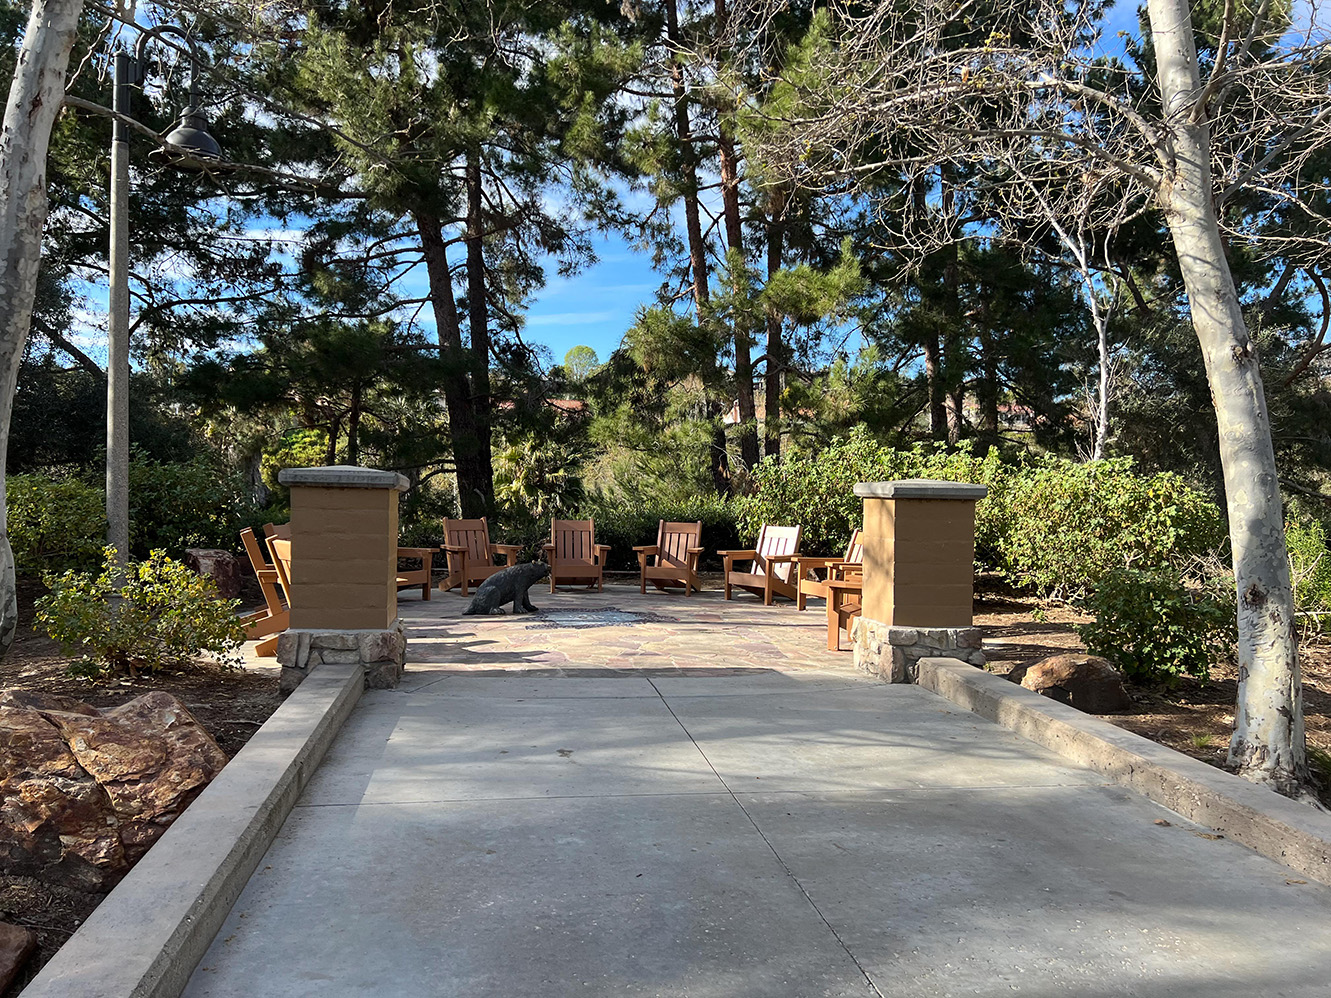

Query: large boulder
left=1007, top=654, right=1134, bottom=714
left=0, top=690, right=228, bottom=891
left=184, top=548, right=242, bottom=599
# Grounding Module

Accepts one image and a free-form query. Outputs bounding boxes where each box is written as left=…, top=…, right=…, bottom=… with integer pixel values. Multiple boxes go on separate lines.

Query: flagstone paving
left=396, top=583, right=858, bottom=675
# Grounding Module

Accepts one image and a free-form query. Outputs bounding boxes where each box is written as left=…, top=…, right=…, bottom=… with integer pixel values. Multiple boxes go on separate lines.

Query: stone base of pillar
left=276, top=620, right=407, bottom=695
left=851, top=618, right=985, bottom=683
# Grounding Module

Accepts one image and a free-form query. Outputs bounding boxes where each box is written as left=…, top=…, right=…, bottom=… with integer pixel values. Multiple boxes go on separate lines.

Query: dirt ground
left=975, top=588, right=1331, bottom=801
left=0, top=578, right=282, bottom=994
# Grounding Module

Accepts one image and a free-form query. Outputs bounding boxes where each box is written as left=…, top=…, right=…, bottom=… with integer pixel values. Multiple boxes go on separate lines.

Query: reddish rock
left=0, top=921, right=37, bottom=995
left=1008, top=654, right=1134, bottom=714
left=0, top=691, right=228, bottom=890
left=184, top=548, right=242, bottom=599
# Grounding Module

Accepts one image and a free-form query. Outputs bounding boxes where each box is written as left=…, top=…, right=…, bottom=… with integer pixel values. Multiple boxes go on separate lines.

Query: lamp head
left=150, top=107, right=222, bottom=171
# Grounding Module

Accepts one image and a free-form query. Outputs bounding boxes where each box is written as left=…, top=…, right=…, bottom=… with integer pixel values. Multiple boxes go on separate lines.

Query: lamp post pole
left=107, top=49, right=132, bottom=563
left=104, top=30, right=221, bottom=563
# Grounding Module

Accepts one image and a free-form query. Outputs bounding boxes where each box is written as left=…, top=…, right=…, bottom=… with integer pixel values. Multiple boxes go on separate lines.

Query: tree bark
left=912, top=179, right=947, bottom=440
left=0, top=0, right=85, bottom=656
left=415, top=211, right=491, bottom=518
left=463, top=146, right=496, bottom=517
left=940, top=171, right=964, bottom=446
left=665, top=0, right=730, bottom=495
left=763, top=186, right=787, bottom=460
left=1148, top=0, right=1306, bottom=792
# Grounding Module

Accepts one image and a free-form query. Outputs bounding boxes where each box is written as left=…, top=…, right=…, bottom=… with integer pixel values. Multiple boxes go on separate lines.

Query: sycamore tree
left=0, top=0, right=85, bottom=654
left=734, top=0, right=1331, bottom=794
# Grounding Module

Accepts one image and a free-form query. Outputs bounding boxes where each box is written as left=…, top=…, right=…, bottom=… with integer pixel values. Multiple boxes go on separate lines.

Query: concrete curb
left=917, top=657, right=1331, bottom=886
left=19, top=661, right=363, bottom=998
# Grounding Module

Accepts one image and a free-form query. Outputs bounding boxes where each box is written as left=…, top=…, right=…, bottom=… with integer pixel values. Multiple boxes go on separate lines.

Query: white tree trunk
left=0, top=0, right=86, bottom=655
left=1147, top=0, right=1306, bottom=792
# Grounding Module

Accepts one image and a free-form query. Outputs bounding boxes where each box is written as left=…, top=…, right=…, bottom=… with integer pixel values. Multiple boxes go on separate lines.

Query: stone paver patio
left=396, top=583, right=860, bottom=675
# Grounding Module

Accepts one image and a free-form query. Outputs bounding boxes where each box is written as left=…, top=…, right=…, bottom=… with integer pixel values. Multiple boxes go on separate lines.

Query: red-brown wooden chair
left=717, top=524, right=803, bottom=605
left=794, top=528, right=864, bottom=610
left=439, top=517, right=520, bottom=596
left=545, top=519, right=610, bottom=592
left=240, top=527, right=288, bottom=657
left=633, top=520, right=705, bottom=596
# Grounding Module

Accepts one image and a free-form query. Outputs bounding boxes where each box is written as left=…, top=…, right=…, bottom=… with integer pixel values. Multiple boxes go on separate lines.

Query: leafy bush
left=1075, top=567, right=1234, bottom=684
left=6, top=475, right=105, bottom=572
left=737, top=429, right=1225, bottom=598
left=36, top=548, right=246, bottom=679
left=1286, top=500, right=1331, bottom=637
left=998, top=458, right=1226, bottom=599
left=737, top=428, right=1008, bottom=556
left=128, top=455, right=255, bottom=556
left=583, top=492, right=740, bottom=571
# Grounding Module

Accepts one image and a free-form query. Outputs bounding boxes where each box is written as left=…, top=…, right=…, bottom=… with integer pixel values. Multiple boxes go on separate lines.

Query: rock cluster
left=184, top=548, right=243, bottom=599
left=0, top=690, right=227, bottom=891
left=852, top=618, right=986, bottom=683
left=1008, top=654, right=1134, bottom=714
left=276, top=621, right=407, bottom=693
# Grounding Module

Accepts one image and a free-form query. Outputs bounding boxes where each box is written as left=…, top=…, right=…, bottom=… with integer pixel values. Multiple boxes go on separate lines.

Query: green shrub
left=6, top=475, right=106, bottom=572
left=36, top=548, right=246, bottom=679
left=999, top=458, right=1226, bottom=599
left=1286, top=500, right=1331, bottom=637
left=737, top=428, right=1008, bottom=557
left=128, top=455, right=254, bottom=556
left=737, top=429, right=1225, bottom=598
left=583, top=492, right=740, bottom=571
left=1075, top=567, right=1234, bottom=684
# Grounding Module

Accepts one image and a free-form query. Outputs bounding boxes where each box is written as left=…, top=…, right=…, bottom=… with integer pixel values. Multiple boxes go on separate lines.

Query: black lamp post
left=107, top=27, right=222, bottom=561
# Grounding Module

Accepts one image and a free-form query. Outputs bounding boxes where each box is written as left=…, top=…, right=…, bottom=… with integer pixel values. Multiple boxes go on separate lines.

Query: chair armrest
left=442, top=544, right=469, bottom=554
left=715, top=549, right=757, bottom=559
left=632, top=545, right=659, bottom=554
left=766, top=554, right=799, bottom=563
left=492, top=544, right=522, bottom=554
left=595, top=545, right=611, bottom=563
left=397, top=547, right=433, bottom=558
left=792, top=556, right=841, bottom=570
left=687, top=546, right=706, bottom=554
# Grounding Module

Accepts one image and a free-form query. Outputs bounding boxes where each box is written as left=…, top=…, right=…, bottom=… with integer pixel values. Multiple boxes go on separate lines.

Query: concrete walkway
left=197, top=590, right=1331, bottom=996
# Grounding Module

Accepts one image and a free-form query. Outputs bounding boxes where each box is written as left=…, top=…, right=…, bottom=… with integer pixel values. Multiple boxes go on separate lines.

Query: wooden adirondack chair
left=794, top=528, right=864, bottom=610
left=717, top=524, right=802, bottom=605
left=633, top=520, right=705, bottom=596
left=240, top=527, right=288, bottom=657
left=439, top=517, right=521, bottom=596
left=544, top=519, right=610, bottom=592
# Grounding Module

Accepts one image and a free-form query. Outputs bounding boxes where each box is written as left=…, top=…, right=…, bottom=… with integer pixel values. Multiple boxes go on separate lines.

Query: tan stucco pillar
left=852, top=479, right=989, bottom=681
left=275, top=466, right=409, bottom=693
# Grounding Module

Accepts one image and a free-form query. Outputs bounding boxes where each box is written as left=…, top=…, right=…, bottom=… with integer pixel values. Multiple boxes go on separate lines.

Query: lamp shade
left=150, top=106, right=222, bottom=169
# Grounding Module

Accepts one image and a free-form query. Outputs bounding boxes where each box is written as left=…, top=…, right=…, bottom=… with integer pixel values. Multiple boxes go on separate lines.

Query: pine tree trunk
left=1147, top=0, right=1306, bottom=793
left=416, top=212, right=490, bottom=518
left=665, top=0, right=730, bottom=495
left=0, top=0, right=85, bottom=656
left=940, top=171, right=964, bottom=445
left=912, top=180, right=947, bottom=440
left=763, top=187, right=787, bottom=461
left=463, top=146, right=496, bottom=516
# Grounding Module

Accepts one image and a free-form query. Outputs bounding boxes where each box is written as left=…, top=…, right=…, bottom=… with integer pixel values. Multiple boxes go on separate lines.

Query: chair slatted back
left=269, top=538, right=294, bottom=604
left=844, top=528, right=864, bottom=566
left=755, top=524, right=801, bottom=584
left=552, top=519, right=596, bottom=564
left=241, top=527, right=273, bottom=575
left=657, top=520, right=702, bottom=568
left=445, top=517, right=492, bottom=561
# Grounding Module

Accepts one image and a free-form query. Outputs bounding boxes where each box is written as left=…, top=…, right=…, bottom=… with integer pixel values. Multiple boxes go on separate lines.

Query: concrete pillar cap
left=854, top=479, right=988, bottom=499
left=278, top=466, right=410, bottom=490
